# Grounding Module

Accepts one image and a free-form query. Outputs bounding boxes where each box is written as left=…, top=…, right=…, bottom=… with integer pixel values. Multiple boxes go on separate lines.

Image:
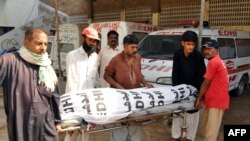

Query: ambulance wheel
left=232, top=76, right=248, bottom=97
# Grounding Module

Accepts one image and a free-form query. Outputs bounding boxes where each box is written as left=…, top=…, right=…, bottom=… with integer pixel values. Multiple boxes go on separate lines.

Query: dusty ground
left=0, top=83, right=250, bottom=141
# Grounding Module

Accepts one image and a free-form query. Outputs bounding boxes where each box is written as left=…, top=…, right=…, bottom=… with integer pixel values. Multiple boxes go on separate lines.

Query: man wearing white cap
left=64, top=27, right=100, bottom=141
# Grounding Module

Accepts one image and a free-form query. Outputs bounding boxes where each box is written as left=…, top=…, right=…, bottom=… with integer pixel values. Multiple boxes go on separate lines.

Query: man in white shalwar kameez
left=98, top=30, right=121, bottom=88
left=64, top=27, right=100, bottom=141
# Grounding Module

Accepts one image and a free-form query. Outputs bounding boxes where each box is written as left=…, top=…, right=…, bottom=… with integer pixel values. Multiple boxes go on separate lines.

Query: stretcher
left=59, top=84, right=198, bottom=136
left=60, top=99, right=197, bottom=135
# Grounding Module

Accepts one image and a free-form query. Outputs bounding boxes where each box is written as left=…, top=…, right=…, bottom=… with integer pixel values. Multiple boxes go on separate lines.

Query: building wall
left=209, top=0, right=250, bottom=26
left=92, top=0, right=198, bottom=13
left=39, top=0, right=250, bottom=31
left=41, top=0, right=87, bottom=15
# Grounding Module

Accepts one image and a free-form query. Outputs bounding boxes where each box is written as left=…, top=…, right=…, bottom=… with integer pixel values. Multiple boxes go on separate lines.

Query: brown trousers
left=200, top=108, right=224, bottom=141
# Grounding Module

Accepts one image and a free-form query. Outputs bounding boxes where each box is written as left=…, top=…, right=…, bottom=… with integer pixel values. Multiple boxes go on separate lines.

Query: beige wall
left=41, top=0, right=199, bottom=15
left=92, top=0, right=198, bottom=13
left=41, top=0, right=87, bottom=15
left=40, top=0, right=250, bottom=32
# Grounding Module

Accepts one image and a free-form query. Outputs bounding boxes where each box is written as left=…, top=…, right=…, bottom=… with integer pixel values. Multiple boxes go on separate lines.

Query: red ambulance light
left=130, top=19, right=149, bottom=24
left=177, top=20, right=199, bottom=27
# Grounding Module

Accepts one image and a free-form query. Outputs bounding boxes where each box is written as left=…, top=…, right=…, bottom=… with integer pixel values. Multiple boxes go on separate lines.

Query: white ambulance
left=138, top=27, right=250, bottom=96
left=49, top=24, right=80, bottom=77
left=89, top=21, right=160, bottom=50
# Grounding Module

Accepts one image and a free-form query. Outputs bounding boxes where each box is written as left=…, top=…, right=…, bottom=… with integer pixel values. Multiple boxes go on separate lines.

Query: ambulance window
left=59, top=43, right=74, bottom=53
left=132, top=32, right=148, bottom=42
left=236, top=39, right=250, bottom=58
left=138, top=35, right=182, bottom=59
left=217, top=38, right=236, bottom=59
left=138, top=35, right=155, bottom=56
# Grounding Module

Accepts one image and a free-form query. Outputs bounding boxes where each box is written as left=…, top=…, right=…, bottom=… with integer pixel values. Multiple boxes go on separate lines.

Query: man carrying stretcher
left=58, top=33, right=199, bottom=141
left=104, top=34, right=153, bottom=141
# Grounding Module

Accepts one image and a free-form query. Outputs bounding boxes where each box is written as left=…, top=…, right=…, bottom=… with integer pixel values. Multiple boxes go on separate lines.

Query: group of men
left=0, top=26, right=229, bottom=141
left=65, top=27, right=153, bottom=141
left=171, top=31, right=229, bottom=141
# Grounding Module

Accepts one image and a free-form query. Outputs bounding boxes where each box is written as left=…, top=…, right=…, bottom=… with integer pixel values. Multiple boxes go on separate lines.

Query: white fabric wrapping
left=60, top=84, right=197, bottom=124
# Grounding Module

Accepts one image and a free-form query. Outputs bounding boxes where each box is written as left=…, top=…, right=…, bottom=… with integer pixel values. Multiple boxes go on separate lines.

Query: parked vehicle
left=138, top=27, right=250, bottom=96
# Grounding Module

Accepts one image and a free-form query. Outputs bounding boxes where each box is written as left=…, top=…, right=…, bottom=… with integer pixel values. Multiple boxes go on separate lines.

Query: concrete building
left=41, top=0, right=250, bottom=31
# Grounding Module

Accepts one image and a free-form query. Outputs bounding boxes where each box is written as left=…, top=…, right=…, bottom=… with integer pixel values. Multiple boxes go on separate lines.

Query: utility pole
left=120, top=0, right=125, bottom=21
left=87, top=0, right=93, bottom=24
left=198, top=0, right=205, bottom=50
left=54, top=0, right=62, bottom=77
left=152, top=0, right=160, bottom=26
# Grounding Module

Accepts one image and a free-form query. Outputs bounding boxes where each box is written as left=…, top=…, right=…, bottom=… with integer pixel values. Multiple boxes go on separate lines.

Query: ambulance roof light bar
left=177, top=20, right=199, bottom=28
left=177, top=20, right=209, bottom=28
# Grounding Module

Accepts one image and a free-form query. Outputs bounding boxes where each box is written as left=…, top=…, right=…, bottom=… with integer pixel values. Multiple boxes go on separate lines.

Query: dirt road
left=0, top=84, right=249, bottom=141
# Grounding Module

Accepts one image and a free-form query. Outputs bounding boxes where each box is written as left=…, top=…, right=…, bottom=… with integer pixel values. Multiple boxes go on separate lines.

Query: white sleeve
left=94, top=71, right=101, bottom=88
left=65, top=53, right=77, bottom=93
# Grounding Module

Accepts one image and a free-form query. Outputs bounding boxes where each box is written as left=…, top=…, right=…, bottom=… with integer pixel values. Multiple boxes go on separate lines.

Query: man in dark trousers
left=171, top=30, right=206, bottom=141
left=0, top=28, right=61, bottom=141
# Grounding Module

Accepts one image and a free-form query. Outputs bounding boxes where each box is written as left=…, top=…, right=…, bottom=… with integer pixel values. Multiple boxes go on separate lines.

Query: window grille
left=93, top=11, right=120, bottom=23
left=125, top=7, right=151, bottom=23
left=160, top=2, right=200, bottom=28
left=69, top=15, right=88, bottom=27
left=210, top=0, right=250, bottom=26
